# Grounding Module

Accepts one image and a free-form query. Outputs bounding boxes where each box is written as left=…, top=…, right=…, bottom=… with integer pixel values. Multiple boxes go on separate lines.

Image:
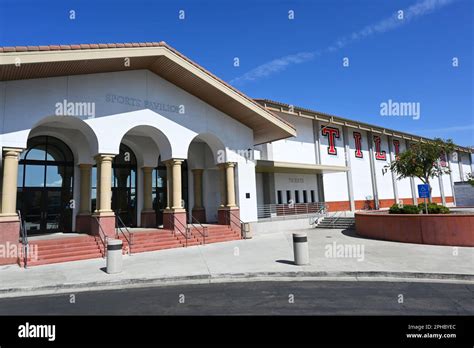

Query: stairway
left=119, top=229, right=200, bottom=254
left=121, top=225, right=242, bottom=254
left=22, top=235, right=103, bottom=267
left=189, top=224, right=242, bottom=244
left=315, top=217, right=355, bottom=229
left=21, top=225, right=243, bottom=267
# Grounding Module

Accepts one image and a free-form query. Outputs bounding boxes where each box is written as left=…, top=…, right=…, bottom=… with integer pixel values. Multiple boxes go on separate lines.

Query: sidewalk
left=1, top=228, right=473, bottom=298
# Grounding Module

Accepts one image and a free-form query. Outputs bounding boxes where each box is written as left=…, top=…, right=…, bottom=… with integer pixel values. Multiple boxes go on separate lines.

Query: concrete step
left=26, top=253, right=103, bottom=266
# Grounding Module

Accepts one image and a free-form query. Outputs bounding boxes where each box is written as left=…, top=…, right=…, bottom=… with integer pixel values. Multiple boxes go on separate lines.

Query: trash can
left=293, top=232, right=309, bottom=265
left=106, top=239, right=123, bottom=274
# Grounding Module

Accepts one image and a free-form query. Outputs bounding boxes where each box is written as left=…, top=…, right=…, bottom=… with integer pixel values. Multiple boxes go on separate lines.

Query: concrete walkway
left=0, top=228, right=473, bottom=298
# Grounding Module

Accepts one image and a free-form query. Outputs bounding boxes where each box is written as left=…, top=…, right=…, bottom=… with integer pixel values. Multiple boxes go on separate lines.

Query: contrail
left=231, top=0, right=456, bottom=86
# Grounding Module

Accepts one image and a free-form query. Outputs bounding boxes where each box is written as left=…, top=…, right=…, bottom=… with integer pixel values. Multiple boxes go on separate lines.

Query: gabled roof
left=255, top=98, right=473, bottom=154
left=0, top=42, right=296, bottom=145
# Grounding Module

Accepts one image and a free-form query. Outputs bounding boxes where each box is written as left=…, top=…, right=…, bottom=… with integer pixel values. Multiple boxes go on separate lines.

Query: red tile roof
left=0, top=42, right=167, bottom=52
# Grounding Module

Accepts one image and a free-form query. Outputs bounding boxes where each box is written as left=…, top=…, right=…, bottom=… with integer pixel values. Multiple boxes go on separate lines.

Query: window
left=310, top=190, right=316, bottom=203
left=303, top=190, right=308, bottom=203
left=286, top=190, right=292, bottom=203
left=277, top=190, right=283, bottom=204
left=295, top=190, right=300, bottom=203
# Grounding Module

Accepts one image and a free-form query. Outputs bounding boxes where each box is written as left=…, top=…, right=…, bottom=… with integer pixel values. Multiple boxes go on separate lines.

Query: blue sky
left=0, top=0, right=472, bottom=146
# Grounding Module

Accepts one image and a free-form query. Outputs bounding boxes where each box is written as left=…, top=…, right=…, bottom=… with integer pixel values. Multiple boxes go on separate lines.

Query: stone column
left=0, top=148, right=22, bottom=217
left=76, top=164, right=92, bottom=234
left=191, top=169, right=205, bottom=222
left=141, top=167, right=156, bottom=227
left=172, top=159, right=183, bottom=209
left=98, top=155, right=114, bottom=213
left=225, top=162, right=236, bottom=208
left=218, top=162, right=239, bottom=226
left=92, top=154, right=115, bottom=237
left=163, top=159, right=186, bottom=230
left=0, top=148, right=23, bottom=264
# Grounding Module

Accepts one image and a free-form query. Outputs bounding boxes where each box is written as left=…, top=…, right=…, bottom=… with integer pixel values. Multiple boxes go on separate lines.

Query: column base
left=141, top=210, right=156, bottom=228
left=191, top=208, right=206, bottom=223
left=91, top=212, right=116, bottom=238
left=0, top=215, right=20, bottom=265
left=218, top=207, right=240, bottom=226
left=163, top=209, right=187, bottom=231
left=76, top=213, right=92, bottom=234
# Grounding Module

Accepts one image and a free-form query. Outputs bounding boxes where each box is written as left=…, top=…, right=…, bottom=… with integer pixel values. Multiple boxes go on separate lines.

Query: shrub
left=389, top=204, right=401, bottom=214
left=388, top=204, right=421, bottom=214
left=401, top=204, right=421, bottom=214
left=418, top=202, right=450, bottom=214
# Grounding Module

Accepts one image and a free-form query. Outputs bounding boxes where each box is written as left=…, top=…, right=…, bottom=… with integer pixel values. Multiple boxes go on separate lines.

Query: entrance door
left=111, top=144, right=137, bottom=227
left=21, top=188, right=63, bottom=234
left=17, top=136, right=74, bottom=235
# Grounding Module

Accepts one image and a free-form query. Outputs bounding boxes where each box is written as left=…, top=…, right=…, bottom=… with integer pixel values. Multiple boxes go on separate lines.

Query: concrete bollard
left=242, top=222, right=252, bottom=239
left=106, top=239, right=123, bottom=274
left=293, top=232, right=309, bottom=265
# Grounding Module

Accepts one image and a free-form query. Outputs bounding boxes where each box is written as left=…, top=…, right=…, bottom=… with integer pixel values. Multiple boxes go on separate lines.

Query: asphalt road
left=0, top=281, right=472, bottom=315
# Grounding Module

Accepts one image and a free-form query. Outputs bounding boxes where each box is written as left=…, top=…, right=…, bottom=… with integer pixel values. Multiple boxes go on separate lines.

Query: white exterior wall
left=450, top=152, right=462, bottom=182
left=394, top=141, right=413, bottom=201
left=270, top=114, right=316, bottom=164
left=461, top=152, right=472, bottom=180
left=348, top=130, right=373, bottom=201
left=273, top=173, right=318, bottom=203
left=0, top=70, right=258, bottom=223
left=372, top=134, right=394, bottom=201
left=319, top=124, right=349, bottom=202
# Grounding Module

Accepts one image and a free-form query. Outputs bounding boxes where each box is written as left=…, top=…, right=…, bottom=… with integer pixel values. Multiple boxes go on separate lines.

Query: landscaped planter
left=355, top=211, right=474, bottom=247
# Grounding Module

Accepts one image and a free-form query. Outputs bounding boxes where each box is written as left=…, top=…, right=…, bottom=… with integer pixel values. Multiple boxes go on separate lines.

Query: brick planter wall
left=355, top=211, right=474, bottom=247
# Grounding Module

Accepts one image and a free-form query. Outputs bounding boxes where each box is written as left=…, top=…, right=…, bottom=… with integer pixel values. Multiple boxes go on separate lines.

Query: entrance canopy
left=256, top=160, right=349, bottom=174
left=0, top=42, right=296, bottom=145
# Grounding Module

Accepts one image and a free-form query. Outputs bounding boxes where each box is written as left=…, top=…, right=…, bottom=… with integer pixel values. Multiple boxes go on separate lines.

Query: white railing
left=257, top=202, right=327, bottom=221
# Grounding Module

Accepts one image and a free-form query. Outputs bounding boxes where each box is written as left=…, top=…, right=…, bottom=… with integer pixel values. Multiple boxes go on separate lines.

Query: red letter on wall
left=373, top=135, right=386, bottom=160
left=353, top=132, right=363, bottom=158
left=393, top=139, right=400, bottom=159
left=321, top=126, right=340, bottom=155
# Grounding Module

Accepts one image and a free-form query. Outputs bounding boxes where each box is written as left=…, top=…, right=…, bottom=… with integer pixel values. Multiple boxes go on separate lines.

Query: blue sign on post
left=418, top=184, right=430, bottom=198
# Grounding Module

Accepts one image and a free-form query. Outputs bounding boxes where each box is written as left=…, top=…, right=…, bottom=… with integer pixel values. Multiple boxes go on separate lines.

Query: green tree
left=387, top=138, right=455, bottom=203
left=467, top=173, right=474, bottom=187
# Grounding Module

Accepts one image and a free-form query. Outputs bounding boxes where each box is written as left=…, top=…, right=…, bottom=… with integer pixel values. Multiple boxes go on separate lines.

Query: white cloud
left=231, top=0, right=456, bottom=86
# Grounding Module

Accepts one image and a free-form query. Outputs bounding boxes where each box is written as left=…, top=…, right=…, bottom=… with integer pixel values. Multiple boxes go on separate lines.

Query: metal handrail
left=257, top=202, right=328, bottom=220
left=189, top=215, right=207, bottom=245
left=309, top=203, right=328, bottom=226
left=330, top=210, right=347, bottom=226
left=169, top=214, right=189, bottom=248
left=18, top=210, right=28, bottom=268
left=115, top=213, right=133, bottom=255
left=225, top=209, right=245, bottom=237
left=93, top=216, right=108, bottom=257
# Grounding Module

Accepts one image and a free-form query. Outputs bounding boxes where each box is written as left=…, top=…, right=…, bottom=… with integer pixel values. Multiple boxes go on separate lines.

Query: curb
left=1, top=271, right=473, bottom=299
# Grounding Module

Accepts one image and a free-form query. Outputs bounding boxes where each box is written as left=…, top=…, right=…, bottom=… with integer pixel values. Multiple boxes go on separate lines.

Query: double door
left=20, top=188, right=71, bottom=234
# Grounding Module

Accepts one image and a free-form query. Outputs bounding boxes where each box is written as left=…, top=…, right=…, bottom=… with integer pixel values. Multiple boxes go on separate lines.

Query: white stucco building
left=0, top=42, right=471, bottom=266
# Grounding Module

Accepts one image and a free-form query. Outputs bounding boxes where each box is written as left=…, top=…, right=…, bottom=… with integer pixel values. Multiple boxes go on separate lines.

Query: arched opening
left=17, top=136, right=74, bottom=235
left=187, top=133, right=226, bottom=223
